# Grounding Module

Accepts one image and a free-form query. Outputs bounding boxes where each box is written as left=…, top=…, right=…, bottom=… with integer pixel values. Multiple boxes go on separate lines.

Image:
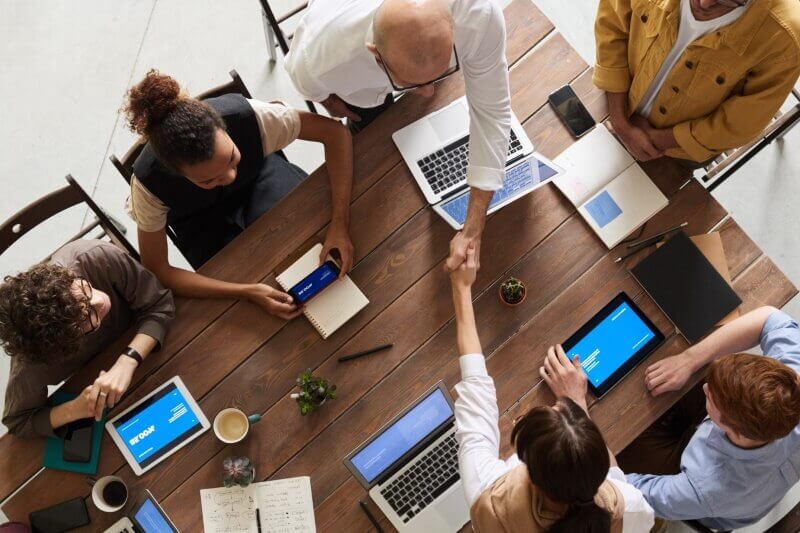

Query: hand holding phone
left=288, top=260, right=341, bottom=305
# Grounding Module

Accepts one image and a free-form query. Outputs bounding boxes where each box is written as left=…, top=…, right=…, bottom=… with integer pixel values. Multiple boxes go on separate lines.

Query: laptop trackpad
left=429, top=102, right=469, bottom=143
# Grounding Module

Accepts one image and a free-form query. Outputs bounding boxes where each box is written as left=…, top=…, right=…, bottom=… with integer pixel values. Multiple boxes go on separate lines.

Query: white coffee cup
left=213, top=408, right=261, bottom=444
left=89, top=475, right=128, bottom=513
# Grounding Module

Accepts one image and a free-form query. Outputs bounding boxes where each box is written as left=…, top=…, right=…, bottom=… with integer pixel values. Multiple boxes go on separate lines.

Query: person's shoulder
left=51, top=239, right=115, bottom=267
left=766, top=0, right=800, bottom=56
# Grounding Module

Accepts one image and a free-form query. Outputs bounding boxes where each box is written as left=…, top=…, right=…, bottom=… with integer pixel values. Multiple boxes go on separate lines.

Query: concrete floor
left=1, top=0, right=798, bottom=530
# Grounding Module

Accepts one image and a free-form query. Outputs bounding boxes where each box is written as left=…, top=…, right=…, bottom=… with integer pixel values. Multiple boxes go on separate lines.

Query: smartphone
left=288, top=260, right=341, bottom=304
left=548, top=85, right=596, bottom=139
left=29, top=497, right=90, bottom=533
left=62, top=418, right=94, bottom=463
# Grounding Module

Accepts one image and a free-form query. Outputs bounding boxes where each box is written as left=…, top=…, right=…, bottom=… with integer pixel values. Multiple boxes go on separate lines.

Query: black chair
left=257, top=0, right=317, bottom=113
left=0, top=174, right=138, bottom=261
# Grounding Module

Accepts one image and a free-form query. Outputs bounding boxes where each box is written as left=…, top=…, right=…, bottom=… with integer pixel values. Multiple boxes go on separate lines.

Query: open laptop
left=344, top=382, right=469, bottom=532
left=104, top=490, right=178, bottom=533
left=393, top=96, right=536, bottom=224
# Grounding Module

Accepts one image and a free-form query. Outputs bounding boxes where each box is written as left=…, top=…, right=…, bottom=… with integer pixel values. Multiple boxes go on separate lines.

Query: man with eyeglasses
left=285, top=0, right=511, bottom=273
left=0, top=240, right=174, bottom=438
left=594, top=0, right=800, bottom=164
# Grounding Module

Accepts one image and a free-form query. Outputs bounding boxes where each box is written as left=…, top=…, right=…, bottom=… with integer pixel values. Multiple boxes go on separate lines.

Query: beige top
left=125, top=99, right=302, bottom=232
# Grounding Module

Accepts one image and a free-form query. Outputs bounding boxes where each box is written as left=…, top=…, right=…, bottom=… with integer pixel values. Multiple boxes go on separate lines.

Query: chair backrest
left=0, top=175, right=138, bottom=260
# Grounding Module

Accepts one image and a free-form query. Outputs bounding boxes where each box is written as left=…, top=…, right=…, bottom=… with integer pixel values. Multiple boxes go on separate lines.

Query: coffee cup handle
left=247, top=414, right=262, bottom=425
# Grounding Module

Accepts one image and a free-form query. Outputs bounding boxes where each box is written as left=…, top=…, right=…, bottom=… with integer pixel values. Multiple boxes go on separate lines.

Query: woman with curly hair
left=0, top=240, right=174, bottom=438
left=123, top=70, right=354, bottom=320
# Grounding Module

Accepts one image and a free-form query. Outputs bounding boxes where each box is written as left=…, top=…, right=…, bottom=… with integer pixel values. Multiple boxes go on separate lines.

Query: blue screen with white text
left=290, top=262, right=338, bottom=304
left=567, top=301, right=657, bottom=388
left=133, top=498, right=174, bottom=532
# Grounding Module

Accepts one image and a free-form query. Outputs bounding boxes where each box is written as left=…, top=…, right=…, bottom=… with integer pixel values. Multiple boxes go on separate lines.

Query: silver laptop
left=393, top=96, right=535, bottom=223
left=105, top=490, right=178, bottom=533
left=344, top=382, right=469, bottom=532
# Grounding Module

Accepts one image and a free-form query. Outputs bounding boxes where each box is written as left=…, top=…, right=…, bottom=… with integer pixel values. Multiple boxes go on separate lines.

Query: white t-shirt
left=636, top=0, right=747, bottom=117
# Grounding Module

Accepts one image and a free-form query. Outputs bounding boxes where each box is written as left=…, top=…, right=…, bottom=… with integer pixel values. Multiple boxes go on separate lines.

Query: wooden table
left=2, top=2, right=796, bottom=530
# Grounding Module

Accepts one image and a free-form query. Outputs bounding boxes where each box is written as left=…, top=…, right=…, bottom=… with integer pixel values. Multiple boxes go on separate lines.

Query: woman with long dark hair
left=449, top=243, right=654, bottom=532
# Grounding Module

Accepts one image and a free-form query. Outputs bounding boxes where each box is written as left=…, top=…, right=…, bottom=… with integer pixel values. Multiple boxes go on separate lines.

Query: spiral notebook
left=276, top=244, right=369, bottom=339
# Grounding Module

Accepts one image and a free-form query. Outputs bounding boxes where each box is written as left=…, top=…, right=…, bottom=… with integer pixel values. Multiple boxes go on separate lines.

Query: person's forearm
left=684, top=306, right=777, bottom=372
left=452, top=285, right=482, bottom=355
left=49, top=401, right=82, bottom=430
left=650, top=126, right=679, bottom=151
left=324, top=125, right=353, bottom=228
left=463, top=189, right=493, bottom=239
left=126, top=333, right=157, bottom=360
left=155, top=264, right=252, bottom=301
left=607, top=91, right=631, bottom=131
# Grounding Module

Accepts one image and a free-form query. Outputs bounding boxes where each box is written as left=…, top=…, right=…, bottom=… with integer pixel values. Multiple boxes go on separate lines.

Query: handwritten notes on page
left=201, top=476, right=316, bottom=533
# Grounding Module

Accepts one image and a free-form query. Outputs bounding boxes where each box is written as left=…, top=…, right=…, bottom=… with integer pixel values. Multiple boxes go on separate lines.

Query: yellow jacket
left=593, top=0, right=800, bottom=161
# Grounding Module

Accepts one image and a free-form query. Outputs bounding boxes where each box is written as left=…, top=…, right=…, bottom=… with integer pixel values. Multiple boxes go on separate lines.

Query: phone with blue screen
left=288, top=260, right=341, bottom=304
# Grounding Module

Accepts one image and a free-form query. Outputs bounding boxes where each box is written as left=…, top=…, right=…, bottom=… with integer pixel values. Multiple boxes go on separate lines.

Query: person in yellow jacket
left=594, top=0, right=800, bottom=163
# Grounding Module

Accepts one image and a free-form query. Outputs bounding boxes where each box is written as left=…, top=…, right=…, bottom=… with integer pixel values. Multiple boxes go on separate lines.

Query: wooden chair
left=257, top=0, right=317, bottom=112
left=0, top=174, right=138, bottom=261
left=700, top=88, right=800, bottom=192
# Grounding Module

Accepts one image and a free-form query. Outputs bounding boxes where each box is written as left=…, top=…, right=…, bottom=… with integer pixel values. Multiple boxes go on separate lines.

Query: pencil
left=626, top=222, right=688, bottom=249
left=338, top=343, right=393, bottom=363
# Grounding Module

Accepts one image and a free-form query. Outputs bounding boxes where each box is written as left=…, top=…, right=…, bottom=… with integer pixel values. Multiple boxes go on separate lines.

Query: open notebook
left=553, top=126, right=668, bottom=248
left=276, top=244, right=369, bottom=339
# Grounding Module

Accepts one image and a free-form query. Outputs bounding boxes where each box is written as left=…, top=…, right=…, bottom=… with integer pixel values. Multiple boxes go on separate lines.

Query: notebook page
left=553, top=126, right=635, bottom=206
left=200, top=486, right=258, bottom=533
left=256, top=477, right=316, bottom=532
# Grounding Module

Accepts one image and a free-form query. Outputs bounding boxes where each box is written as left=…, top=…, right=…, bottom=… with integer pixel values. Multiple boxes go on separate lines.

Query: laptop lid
left=344, top=382, right=455, bottom=489
left=129, top=490, right=179, bottom=533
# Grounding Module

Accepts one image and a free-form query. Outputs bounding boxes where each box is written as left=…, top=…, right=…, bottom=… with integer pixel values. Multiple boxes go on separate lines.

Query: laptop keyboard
left=379, top=433, right=460, bottom=523
left=417, top=130, right=525, bottom=195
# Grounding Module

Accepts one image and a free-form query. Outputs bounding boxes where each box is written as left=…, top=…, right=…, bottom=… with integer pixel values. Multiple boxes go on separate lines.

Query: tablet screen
left=111, top=382, right=204, bottom=469
left=563, top=294, right=664, bottom=396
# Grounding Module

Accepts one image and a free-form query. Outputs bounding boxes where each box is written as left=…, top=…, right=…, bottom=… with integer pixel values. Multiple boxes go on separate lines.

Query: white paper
left=201, top=486, right=257, bottom=533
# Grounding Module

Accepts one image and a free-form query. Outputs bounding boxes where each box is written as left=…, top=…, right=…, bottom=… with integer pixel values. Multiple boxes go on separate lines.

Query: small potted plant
left=291, top=369, right=337, bottom=416
left=223, top=456, right=255, bottom=487
left=499, top=277, right=526, bottom=306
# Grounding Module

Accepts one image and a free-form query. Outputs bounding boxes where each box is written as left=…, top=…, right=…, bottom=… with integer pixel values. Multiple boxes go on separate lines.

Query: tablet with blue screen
left=562, top=293, right=664, bottom=397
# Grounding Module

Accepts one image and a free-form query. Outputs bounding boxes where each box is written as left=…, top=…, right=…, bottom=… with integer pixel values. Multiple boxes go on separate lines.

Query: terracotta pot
left=499, top=285, right=526, bottom=306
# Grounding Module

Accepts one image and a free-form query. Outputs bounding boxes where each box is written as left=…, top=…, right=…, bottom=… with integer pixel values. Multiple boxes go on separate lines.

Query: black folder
left=630, top=231, right=741, bottom=344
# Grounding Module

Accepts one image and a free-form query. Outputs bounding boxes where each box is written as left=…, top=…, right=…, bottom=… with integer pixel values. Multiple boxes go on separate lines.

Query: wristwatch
left=122, top=346, right=143, bottom=366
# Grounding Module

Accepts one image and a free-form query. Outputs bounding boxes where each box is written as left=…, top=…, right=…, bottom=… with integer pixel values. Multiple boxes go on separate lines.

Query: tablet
left=106, top=376, right=210, bottom=476
left=563, top=293, right=664, bottom=397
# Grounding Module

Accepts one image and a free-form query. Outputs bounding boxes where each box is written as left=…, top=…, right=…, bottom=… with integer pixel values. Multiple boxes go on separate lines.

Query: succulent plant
left=500, top=277, right=526, bottom=305
left=223, top=456, right=255, bottom=487
left=291, top=369, right=337, bottom=416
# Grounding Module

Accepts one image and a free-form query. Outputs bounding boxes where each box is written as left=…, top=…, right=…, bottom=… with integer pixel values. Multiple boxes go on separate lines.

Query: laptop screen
left=349, top=387, right=453, bottom=484
left=131, top=494, right=177, bottom=532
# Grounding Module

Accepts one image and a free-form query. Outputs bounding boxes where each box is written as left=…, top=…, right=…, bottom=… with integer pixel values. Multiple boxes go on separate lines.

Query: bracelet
left=122, top=346, right=143, bottom=366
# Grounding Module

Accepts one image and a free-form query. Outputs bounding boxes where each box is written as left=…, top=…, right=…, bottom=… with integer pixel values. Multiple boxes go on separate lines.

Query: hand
left=611, top=117, right=662, bottom=162
left=645, top=352, right=694, bottom=396
left=540, top=345, right=588, bottom=410
left=321, top=95, right=361, bottom=122
left=71, top=384, right=104, bottom=421
left=450, top=241, right=478, bottom=289
left=445, top=232, right=481, bottom=273
left=321, top=222, right=355, bottom=276
left=246, top=283, right=303, bottom=320
left=92, top=356, right=138, bottom=411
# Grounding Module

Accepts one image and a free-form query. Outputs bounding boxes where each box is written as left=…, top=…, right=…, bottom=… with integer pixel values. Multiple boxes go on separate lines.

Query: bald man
left=286, top=0, right=511, bottom=272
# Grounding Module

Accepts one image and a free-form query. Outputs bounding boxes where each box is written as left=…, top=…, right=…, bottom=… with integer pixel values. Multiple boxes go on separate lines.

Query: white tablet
left=106, top=376, right=210, bottom=476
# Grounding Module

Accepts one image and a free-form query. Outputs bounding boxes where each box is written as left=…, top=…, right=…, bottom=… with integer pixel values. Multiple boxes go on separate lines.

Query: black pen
left=626, top=222, right=688, bottom=249
left=360, top=500, right=384, bottom=533
left=338, top=343, right=393, bottom=363
left=615, top=240, right=660, bottom=263
left=256, top=508, right=262, bottom=533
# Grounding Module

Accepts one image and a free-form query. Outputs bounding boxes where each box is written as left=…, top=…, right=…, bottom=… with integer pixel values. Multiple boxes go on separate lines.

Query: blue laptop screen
left=133, top=497, right=174, bottom=533
left=350, top=388, right=453, bottom=483
left=438, top=156, right=560, bottom=226
left=567, top=301, right=657, bottom=388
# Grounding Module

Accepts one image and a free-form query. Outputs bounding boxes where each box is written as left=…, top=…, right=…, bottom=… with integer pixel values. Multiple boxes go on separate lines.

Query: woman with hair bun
left=123, top=70, right=354, bottom=319
left=448, top=244, right=655, bottom=532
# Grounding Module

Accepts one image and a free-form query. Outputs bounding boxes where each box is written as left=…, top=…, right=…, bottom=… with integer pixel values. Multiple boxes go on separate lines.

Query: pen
left=360, top=500, right=384, bottom=533
left=626, top=222, right=688, bottom=249
left=338, top=343, right=394, bottom=363
left=256, top=508, right=262, bottom=533
left=615, top=240, right=660, bottom=263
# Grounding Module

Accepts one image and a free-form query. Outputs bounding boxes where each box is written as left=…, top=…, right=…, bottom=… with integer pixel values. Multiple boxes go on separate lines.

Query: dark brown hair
left=707, top=353, right=800, bottom=442
left=0, top=264, right=87, bottom=363
left=512, top=398, right=611, bottom=533
left=123, top=69, right=225, bottom=171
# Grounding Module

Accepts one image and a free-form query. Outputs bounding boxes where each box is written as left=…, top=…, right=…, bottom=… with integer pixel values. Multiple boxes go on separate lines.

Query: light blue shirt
left=628, top=311, right=800, bottom=530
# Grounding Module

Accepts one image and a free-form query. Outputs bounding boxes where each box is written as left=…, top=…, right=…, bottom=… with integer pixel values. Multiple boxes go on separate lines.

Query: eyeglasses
left=376, top=46, right=460, bottom=93
left=76, top=278, right=100, bottom=335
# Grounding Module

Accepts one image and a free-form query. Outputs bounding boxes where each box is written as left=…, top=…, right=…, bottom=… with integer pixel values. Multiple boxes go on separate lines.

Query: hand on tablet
left=645, top=352, right=693, bottom=396
left=541, top=345, right=589, bottom=411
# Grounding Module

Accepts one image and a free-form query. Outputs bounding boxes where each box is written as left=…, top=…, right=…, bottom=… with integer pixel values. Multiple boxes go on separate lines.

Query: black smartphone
left=29, top=497, right=90, bottom=533
left=288, top=260, right=341, bottom=305
left=62, top=418, right=94, bottom=463
left=548, top=85, right=596, bottom=139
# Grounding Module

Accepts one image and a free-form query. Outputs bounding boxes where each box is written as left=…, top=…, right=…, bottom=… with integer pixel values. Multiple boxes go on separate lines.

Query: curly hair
left=0, top=263, right=87, bottom=363
left=123, top=69, right=225, bottom=172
